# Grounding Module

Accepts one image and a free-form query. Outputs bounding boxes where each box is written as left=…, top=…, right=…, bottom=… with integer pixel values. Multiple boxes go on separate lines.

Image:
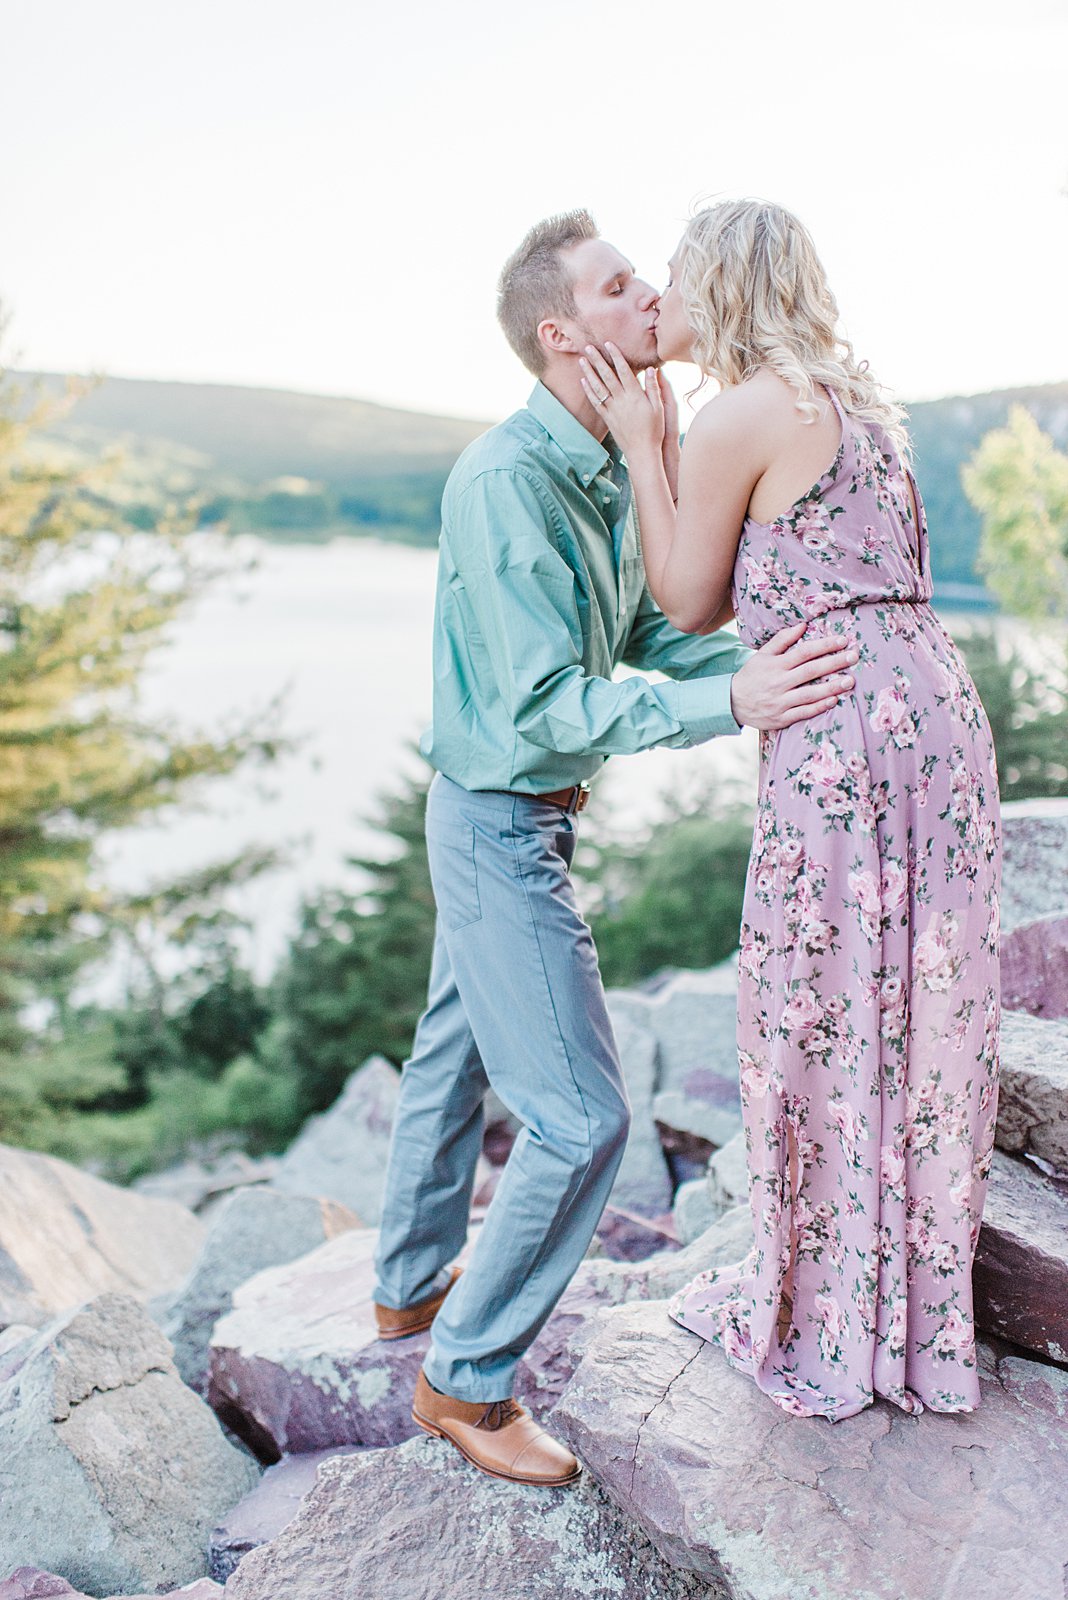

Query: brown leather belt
left=507, top=782, right=591, bottom=814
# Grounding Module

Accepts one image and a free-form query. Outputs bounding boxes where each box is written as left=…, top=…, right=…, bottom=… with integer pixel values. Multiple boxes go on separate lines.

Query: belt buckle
left=572, top=782, right=591, bottom=815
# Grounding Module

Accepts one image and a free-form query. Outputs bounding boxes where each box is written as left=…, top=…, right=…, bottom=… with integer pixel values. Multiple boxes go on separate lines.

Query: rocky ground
left=1, top=798, right=1067, bottom=1600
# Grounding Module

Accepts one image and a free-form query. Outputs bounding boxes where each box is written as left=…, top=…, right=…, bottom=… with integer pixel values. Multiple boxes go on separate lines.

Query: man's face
left=562, top=238, right=660, bottom=371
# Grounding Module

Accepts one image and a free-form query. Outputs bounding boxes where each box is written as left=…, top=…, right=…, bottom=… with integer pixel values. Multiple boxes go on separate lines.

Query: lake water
left=94, top=536, right=761, bottom=989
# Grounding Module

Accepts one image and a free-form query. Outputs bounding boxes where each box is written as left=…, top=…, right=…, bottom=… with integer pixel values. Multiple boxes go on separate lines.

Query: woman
left=580, top=200, right=1000, bottom=1420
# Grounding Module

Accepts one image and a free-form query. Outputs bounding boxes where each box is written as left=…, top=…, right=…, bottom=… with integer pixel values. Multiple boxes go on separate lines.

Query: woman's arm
left=581, top=344, right=767, bottom=633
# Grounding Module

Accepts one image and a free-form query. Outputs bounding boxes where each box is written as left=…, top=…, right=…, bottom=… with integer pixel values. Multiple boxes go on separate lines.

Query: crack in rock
left=53, top=1364, right=173, bottom=1424
left=629, top=1347, right=703, bottom=1498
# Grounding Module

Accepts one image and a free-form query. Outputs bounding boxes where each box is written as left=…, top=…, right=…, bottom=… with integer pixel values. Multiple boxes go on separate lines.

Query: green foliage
left=963, top=407, right=1068, bottom=619
left=585, top=801, right=754, bottom=988
left=0, top=355, right=281, bottom=1152
left=954, top=624, right=1068, bottom=799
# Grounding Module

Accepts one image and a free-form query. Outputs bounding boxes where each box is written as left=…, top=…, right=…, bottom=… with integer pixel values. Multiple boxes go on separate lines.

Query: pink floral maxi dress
left=669, top=390, right=1001, bottom=1419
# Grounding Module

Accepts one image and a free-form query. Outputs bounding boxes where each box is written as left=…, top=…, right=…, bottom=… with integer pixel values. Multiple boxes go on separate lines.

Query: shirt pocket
left=428, top=821, right=482, bottom=931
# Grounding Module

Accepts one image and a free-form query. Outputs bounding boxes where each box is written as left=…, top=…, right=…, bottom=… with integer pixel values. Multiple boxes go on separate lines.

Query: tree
left=963, top=406, right=1068, bottom=620
left=0, top=357, right=280, bottom=1149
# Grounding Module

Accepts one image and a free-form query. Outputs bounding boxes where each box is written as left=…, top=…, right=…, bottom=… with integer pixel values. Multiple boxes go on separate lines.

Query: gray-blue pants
left=372, top=772, right=630, bottom=1401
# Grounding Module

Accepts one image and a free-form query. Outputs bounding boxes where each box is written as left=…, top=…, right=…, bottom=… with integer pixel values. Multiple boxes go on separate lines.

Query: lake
left=93, top=536, right=761, bottom=990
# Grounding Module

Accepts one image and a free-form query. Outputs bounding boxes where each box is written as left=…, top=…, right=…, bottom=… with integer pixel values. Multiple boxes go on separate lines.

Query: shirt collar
left=527, top=382, right=611, bottom=488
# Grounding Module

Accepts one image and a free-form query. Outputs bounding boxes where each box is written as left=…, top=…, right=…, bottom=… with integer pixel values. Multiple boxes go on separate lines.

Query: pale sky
left=4, top=0, right=1066, bottom=424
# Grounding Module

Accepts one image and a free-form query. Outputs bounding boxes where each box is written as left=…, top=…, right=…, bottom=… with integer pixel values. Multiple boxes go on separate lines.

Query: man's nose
left=636, top=280, right=659, bottom=310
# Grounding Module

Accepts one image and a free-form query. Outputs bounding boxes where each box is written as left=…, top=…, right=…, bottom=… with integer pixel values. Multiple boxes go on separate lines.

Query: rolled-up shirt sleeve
left=452, top=468, right=742, bottom=755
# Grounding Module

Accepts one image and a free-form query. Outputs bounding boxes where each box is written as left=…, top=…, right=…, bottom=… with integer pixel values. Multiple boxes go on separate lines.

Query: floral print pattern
left=669, top=390, right=1001, bottom=1420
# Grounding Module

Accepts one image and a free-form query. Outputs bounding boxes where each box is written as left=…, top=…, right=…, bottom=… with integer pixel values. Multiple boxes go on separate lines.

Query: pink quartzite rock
left=209, top=1202, right=753, bottom=1459
left=1001, top=912, right=1068, bottom=1019
left=995, top=1011, right=1068, bottom=1174
left=0, top=1574, right=82, bottom=1600
left=209, top=1447, right=365, bottom=1581
left=593, top=1204, right=679, bottom=1263
left=517, top=1206, right=753, bottom=1418
left=1001, top=800, right=1068, bottom=934
left=208, top=1228, right=426, bottom=1458
left=553, top=1301, right=1068, bottom=1600
left=222, top=1435, right=720, bottom=1600
left=0, top=1567, right=225, bottom=1598
left=974, top=1150, right=1068, bottom=1363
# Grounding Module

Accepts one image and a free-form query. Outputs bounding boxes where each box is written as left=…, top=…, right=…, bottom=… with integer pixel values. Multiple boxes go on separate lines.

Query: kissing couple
left=371, top=202, right=1002, bottom=1483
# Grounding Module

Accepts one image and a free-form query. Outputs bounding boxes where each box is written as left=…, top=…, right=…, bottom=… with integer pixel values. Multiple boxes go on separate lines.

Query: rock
left=272, top=1054, right=398, bottom=1224
left=995, top=1011, right=1068, bottom=1174
left=593, top=1205, right=678, bottom=1263
left=672, top=1180, right=716, bottom=1246
left=0, top=1574, right=83, bottom=1599
left=553, top=1301, right=1068, bottom=1600
left=616, top=969, right=745, bottom=1154
left=1001, top=912, right=1068, bottom=1020
left=0, top=1577, right=222, bottom=1600
left=209, top=1447, right=365, bottom=1581
left=0, top=1293, right=258, bottom=1597
left=603, top=1001, right=673, bottom=1217
left=974, top=1150, right=1068, bottom=1363
left=208, top=1228, right=435, bottom=1458
left=517, top=1206, right=753, bottom=1417
left=0, top=1143, right=204, bottom=1332
left=131, top=1148, right=278, bottom=1216
left=209, top=1208, right=755, bottom=1460
left=151, top=1187, right=361, bottom=1395
left=222, top=1434, right=717, bottom=1600
left=1001, top=799, right=1068, bottom=934
left=706, top=1132, right=749, bottom=1220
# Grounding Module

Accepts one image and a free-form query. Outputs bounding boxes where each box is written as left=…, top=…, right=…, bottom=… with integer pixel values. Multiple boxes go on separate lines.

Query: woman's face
left=653, top=247, right=695, bottom=364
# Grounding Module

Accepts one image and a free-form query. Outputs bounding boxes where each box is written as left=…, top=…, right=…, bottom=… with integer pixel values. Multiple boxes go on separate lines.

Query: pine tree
left=0, top=358, right=280, bottom=1147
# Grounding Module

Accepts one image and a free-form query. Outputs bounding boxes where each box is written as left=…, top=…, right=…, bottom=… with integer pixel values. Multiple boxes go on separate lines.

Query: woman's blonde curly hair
left=678, top=199, right=910, bottom=458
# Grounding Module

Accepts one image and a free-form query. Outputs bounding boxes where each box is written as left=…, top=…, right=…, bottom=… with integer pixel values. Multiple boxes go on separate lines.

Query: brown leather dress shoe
left=412, top=1368, right=581, bottom=1486
left=374, top=1267, right=462, bottom=1341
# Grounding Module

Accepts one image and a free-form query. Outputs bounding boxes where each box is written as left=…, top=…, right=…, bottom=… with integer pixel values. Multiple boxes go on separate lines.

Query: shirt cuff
left=654, top=674, right=742, bottom=745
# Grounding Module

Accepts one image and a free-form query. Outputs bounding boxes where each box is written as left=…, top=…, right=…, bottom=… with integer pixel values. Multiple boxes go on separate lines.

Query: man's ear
left=536, top=317, right=579, bottom=360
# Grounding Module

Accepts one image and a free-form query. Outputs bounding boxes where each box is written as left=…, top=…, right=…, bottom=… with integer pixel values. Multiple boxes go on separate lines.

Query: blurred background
left=1, top=0, right=1065, bottom=1179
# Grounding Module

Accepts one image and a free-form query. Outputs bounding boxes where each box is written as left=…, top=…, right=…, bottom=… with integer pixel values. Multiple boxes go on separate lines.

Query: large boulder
left=0, top=1294, right=258, bottom=1598
left=974, top=1150, right=1068, bottom=1363
left=995, top=1011, right=1068, bottom=1174
left=1001, top=799, right=1068, bottom=934
left=222, top=1435, right=716, bottom=1600
left=151, top=1187, right=361, bottom=1395
left=0, top=1144, right=204, bottom=1332
left=553, top=1301, right=1068, bottom=1600
left=603, top=1001, right=673, bottom=1217
left=208, top=1446, right=365, bottom=1582
left=208, top=1227, right=440, bottom=1457
left=1001, top=912, right=1068, bottom=1020
left=272, top=1055, right=398, bottom=1223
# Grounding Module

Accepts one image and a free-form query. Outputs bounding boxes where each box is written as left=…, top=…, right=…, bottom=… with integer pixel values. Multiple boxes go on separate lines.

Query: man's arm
left=450, top=468, right=743, bottom=755
left=622, top=583, right=860, bottom=732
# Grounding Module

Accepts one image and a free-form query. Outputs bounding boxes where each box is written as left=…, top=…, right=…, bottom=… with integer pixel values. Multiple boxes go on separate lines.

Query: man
left=372, top=211, right=858, bottom=1486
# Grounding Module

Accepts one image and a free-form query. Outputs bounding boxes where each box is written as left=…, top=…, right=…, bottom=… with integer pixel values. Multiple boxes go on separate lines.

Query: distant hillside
left=19, top=370, right=1068, bottom=588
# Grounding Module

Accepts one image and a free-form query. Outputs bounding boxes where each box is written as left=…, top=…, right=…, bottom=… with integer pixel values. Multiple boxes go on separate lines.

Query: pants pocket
left=429, top=822, right=482, bottom=931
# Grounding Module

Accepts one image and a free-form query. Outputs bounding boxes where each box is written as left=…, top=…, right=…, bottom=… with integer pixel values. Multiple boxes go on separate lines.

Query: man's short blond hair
left=496, top=210, right=599, bottom=376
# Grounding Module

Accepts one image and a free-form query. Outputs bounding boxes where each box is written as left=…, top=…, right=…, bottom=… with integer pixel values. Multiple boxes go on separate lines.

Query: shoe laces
left=476, top=1398, right=524, bottom=1431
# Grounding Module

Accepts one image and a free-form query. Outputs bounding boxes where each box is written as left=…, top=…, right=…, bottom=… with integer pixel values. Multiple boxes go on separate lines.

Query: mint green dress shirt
left=420, top=381, right=752, bottom=793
